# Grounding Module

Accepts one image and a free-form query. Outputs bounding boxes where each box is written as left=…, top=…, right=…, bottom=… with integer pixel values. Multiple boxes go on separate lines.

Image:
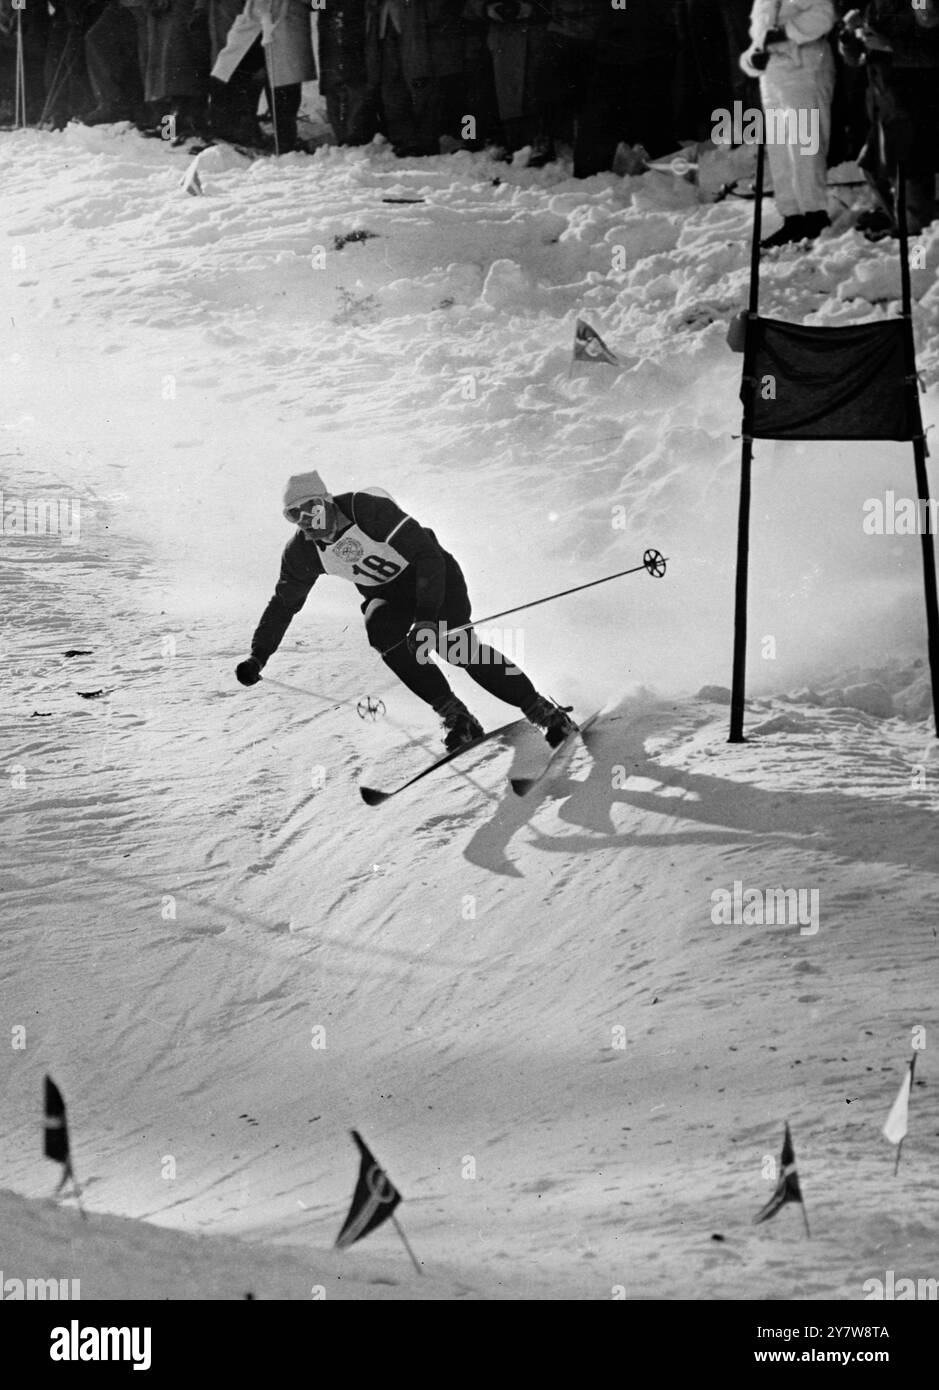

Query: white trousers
left=760, top=58, right=835, bottom=216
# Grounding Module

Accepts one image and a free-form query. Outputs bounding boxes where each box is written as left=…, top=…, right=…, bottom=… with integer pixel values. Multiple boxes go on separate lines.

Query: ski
left=510, top=711, right=602, bottom=798
left=360, top=718, right=527, bottom=806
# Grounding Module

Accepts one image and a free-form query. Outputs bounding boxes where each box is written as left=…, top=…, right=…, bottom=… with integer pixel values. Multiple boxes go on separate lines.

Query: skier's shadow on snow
left=464, top=700, right=939, bottom=878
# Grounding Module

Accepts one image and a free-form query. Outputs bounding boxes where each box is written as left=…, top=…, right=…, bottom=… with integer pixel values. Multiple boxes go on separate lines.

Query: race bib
left=319, top=523, right=410, bottom=587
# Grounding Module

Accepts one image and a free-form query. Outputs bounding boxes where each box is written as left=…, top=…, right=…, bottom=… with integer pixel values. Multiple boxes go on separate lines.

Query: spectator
left=364, top=0, right=463, bottom=156
left=83, top=0, right=147, bottom=124
left=460, top=0, right=502, bottom=148
left=42, top=0, right=106, bottom=128
left=740, top=0, right=837, bottom=247
left=841, top=0, right=939, bottom=235
left=191, top=0, right=262, bottom=144
left=540, top=0, right=603, bottom=153
left=462, top=0, right=550, bottom=158
left=318, top=0, right=378, bottom=145
left=676, top=0, right=755, bottom=141
left=575, top=1, right=680, bottom=178
left=212, top=0, right=316, bottom=152
left=144, top=0, right=208, bottom=138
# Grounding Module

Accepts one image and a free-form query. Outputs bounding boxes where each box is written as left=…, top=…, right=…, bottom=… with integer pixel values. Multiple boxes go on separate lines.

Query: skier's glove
left=236, top=656, right=263, bottom=686
left=406, top=619, right=441, bottom=660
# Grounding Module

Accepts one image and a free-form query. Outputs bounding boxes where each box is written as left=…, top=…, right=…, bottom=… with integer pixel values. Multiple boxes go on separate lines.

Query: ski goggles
left=285, top=497, right=329, bottom=530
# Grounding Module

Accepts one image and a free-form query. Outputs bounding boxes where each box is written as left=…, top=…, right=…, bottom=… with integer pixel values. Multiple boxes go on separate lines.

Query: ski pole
left=381, top=548, right=668, bottom=657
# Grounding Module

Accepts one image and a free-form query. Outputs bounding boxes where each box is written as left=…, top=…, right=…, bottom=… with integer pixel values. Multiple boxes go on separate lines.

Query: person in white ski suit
left=740, top=0, right=837, bottom=245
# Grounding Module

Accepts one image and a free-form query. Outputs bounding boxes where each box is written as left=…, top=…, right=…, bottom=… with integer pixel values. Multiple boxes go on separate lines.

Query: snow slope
left=1, top=125, right=937, bottom=1299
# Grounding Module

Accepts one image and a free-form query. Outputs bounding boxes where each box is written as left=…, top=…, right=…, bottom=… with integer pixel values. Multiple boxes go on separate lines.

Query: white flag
left=883, top=1061, right=914, bottom=1146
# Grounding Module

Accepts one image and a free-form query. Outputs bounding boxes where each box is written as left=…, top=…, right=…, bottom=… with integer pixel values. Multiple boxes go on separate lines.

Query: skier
left=236, top=472, right=577, bottom=750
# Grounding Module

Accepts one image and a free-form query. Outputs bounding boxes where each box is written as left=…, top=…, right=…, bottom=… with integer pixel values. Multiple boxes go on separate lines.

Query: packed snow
left=1, top=121, right=937, bottom=1299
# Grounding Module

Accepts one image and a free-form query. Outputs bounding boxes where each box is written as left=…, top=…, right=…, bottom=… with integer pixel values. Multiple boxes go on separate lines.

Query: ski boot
left=436, top=695, right=484, bottom=752
left=523, top=695, right=577, bottom=748
left=760, top=214, right=807, bottom=250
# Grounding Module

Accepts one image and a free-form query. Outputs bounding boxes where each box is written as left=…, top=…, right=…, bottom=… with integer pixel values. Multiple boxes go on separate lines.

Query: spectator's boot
left=81, top=104, right=134, bottom=126
left=801, top=210, right=830, bottom=240
left=760, top=214, right=808, bottom=250
left=856, top=206, right=893, bottom=236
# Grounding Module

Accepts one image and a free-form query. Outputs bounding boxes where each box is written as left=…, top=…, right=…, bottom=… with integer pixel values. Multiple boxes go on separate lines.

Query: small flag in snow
left=883, top=1055, right=916, bottom=1174
left=573, top=318, right=619, bottom=367
left=335, top=1130, right=402, bottom=1250
left=753, top=1122, right=810, bottom=1236
left=334, top=1130, right=422, bottom=1273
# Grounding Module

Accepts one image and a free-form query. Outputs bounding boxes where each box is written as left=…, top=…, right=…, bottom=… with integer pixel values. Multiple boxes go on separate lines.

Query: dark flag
left=753, top=1122, right=809, bottom=1234
left=43, top=1075, right=70, bottom=1167
left=44, top=1075, right=84, bottom=1214
left=573, top=318, right=619, bottom=367
left=335, top=1130, right=402, bottom=1251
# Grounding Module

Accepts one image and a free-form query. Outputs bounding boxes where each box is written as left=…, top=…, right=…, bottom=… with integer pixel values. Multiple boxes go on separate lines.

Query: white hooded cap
left=283, top=470, right=331, bottom=521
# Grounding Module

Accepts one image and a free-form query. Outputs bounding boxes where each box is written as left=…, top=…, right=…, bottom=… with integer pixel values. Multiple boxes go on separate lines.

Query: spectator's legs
left=379, top=28, right=423, bottom=153
left=85, top=2, right=142, bottom=121
left=760, top=62, right=833, bottom=216
left=573, top=63, right=624, bottom=177
left=268, top=81, right=301, bottom=151
left=461, top=24, right=501, bottom=148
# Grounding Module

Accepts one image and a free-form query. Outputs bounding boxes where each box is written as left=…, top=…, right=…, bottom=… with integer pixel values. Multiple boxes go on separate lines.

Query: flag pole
left=897, top=167, right=939, bottom=739
left=787, top=1116, right=811, bottom=1238
left=391, top=1214, right=423, bottom=1275
left=729, top=138, right=765, bottom=743
left=67, top=1160, right=88, bottom=1220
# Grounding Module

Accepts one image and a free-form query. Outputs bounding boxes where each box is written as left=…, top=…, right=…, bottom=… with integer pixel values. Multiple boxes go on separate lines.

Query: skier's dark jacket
left=250, top=491, right=455, bottom=665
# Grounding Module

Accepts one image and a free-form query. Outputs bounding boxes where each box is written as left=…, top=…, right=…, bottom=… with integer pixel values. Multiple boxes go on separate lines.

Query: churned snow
left=1, top=122, right=937, bottom=1299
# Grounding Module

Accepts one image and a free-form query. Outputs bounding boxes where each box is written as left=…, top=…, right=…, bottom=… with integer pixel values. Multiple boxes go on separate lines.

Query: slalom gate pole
left=380, top=548, right=668, bottom=658
left=729, top=138, right=765, bottom=743
left=15, top=9, right=26, bottom=128
left=897, top=168, right=939, bottom=739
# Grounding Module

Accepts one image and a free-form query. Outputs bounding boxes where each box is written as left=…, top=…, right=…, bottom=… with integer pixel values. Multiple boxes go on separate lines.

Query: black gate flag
left=753, top=1122, right=810, bottom=1237
left=335, top=1130, right=402, bottom=1250
left=746, top=318, right=915, bottom=441
left=43, top=1075, right=69, bottom=1165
